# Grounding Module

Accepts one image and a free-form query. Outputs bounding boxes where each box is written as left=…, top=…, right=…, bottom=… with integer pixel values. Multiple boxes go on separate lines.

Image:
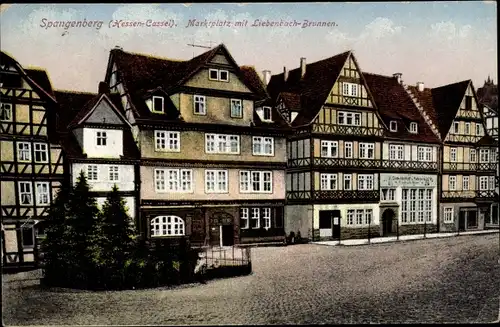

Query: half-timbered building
left=268, top=52, right=390, bottom=241
left=407, top=80, right=498, bottom=231
left=54, top=82, right=140, bottom=222
left=364, top=73, right=441, bottom=237
left=103, top=44, right=288, bottom=247
left=1, top=52, right=64, bottom=267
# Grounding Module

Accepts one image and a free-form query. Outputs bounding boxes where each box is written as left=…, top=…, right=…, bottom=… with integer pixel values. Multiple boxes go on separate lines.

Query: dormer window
left=152, top=96, right=164, bottom=113
left=96, top=131, right=107, bottom=146
left=208, top=69, right=229, bottom=82
left=409, top=122, right=418, bottom=134
left=262, top=107, right=272, bottom=121
left=390, top=121, right=397, bottom=132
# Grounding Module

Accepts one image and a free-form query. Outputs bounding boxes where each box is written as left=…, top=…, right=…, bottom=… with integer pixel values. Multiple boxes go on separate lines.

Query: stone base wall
left=341, top=227, right=381, bottom=240
left=398, top=224, right=438, bottom=235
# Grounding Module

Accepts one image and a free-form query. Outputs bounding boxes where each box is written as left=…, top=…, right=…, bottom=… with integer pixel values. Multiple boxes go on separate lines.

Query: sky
left=0, top=2, right=497, bottom=93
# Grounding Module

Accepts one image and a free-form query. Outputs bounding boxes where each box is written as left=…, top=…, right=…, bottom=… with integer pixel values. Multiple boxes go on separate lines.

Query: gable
left=183, top=67, right=252, bottom=93
left=85, top=97, right=125, bottom=125
left=325, top=53, right=373, bottom=108
left=210, top=54, right=230, bottom=65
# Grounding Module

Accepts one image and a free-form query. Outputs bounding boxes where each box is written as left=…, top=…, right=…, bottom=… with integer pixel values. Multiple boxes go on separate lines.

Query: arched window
left=150, top=216, right=185, bottom=237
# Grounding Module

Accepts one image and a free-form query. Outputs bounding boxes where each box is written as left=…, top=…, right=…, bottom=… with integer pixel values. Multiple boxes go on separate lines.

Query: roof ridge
left=271, top=50, right=351, bottom=78
left=431, top=79, right=470, bottom=90
left=116, top=49, right=187, bottom=63
left=54, top=89, right=97, bottom=95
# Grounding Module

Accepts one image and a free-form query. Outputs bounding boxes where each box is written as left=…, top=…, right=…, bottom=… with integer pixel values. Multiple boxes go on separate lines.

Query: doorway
left=382, top=209, right=395, bottom=236
left=220, top=225, right=234, bottom=247
left=319, top=210, right=341, bottom=240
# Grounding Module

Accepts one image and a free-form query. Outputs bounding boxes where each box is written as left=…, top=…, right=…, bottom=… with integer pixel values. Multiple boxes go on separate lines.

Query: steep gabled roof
left=109, top=44, right=262, bottom=120
left=363, top=73, right=440, bottom=143
left=54, top=90, right=139, bottom=160
left=67, top=93, right=130, bottom=129
left=477, top=82, right=498, bottom=113
left=1, top=51, right=57, bottom=103
left=267, top=51, right=351, bottom=126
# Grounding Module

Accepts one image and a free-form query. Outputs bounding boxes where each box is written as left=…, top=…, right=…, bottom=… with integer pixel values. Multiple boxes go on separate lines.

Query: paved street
left=3, top=234, right=500, bottom=325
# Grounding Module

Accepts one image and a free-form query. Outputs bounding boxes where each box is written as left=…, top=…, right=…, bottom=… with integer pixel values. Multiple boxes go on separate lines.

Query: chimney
left=98, top=81, right=110, bottom=94
left=300, top=57, right=306, bottom=78
left=393, top=73, right=402, bottom=84
left=262, top=70, right=271, bottom=86
left=114, top=45, right=123, bottom=51
left=284, top=66, right=289, bottom=82
left=417, top=82, right=424, bottom=92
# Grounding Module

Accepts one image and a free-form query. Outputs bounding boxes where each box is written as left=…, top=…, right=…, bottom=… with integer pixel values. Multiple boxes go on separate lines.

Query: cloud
left=430, top=21, right=473, bottom=40
left=360, top=17, right=404, bottom=40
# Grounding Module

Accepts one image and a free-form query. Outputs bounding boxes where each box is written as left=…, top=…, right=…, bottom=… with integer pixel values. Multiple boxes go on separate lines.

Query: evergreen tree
left=99, top=185, right=136, bottom=264
left=65, top=170, right=101, bottom=283
left=41, top=183, right=73, bottom=284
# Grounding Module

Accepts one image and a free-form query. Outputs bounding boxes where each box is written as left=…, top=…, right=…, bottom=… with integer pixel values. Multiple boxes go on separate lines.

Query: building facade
left=1, top=52, right=64, bottom=267
left=104, top=44, right=289, bottom=247
left=54, top=83, right=140, bottom=222
left=266, top=52, right=441, bottom=241
left=407, top=80, right=498, bottom=232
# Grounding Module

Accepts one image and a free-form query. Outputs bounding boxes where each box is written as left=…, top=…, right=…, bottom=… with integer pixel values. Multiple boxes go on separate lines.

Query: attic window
left=262, top=107, right=272, bottom=121
left=389, top=121, right=397, bottom=132
left=465, top=96, right=472, bottom=110
left=208, top=69, right=229, bottom=82
left=342, top=82, right=358, bottom=97
left=152, top=96, right=164, bottom=113
left=409, top=122, right=418, bottom=134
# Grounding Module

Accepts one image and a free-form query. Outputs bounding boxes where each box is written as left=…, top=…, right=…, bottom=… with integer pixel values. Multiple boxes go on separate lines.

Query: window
left=449, top=176, right=457, bottom=191
left=0, top=103, right=12, bottom=121
left=409, top=122, right=418, bottom=134
left=358, top=174, right=374, bottom=190
left=155, top=168, right=192, bottom=192
left=465, top=122, right=470, bottom=135
left=152, top=96, right=164, bottom=113
left=381, top=188, right=396, bottom=201
left=262, top=107, right=272, bottom=121
left=389, top=121, right=397, bottom=132
left=155, top=131, right=180, bottom=152
left=205, top=170, right=228, bottom=193
left=479, top=149, right=489, bottom=163
left=35, top=182, right=50, bottom=206
left=253, top=136, right=274, bottom=156
left=444, top=207, right=454, bottom=223
left=87, top=165, right=98, bottom=181
left=22, top=227, right=34, bottom=247
left=344, top=142, right=353, bottom=158
left=320, top=173, right=337, bottom=190
left=206, top=134, right=240, bottom=154
left=19, top=182, right=33, bottom=205
left=109, top=166, right=119, bottom=181
left=343, top=174, right=352, bottom=190
left=219, top=70, right=229, bottom=82
left=450, top=148, right=457, bottom=162
left=462, top=176, right=469, bottom=191
left=17, top=142, right=31, bottom=162
left=489, top=176, right=495, bottom=190
left=465, top=96, right=472, bottom=110
left=470, top=149, right=477, bottom=162
left=230, top=99, right=242, bottom=118
left=209, top=69, right=219, bottom=80
left=240, top=171, right=272, bottom=193
left=96, top=131, right=107, bottom=146
left=479, top=176, right=488, bottom=191
left=342, top=82, right=358, bottom=97
left=251, top=208, right=260, bottom=229
left=346, top=209, right=372, bottom=226
left=194, top=95, right=206, bottom=115
left=390, top=144, right=404, bottom=161
left=240, top=208, right=249, bottom=229
left=418, top=146, right=432, bottom=162
left=401, top=188, right=433, bottom=224
left=208, top=69, right=229, bottom=82
left=321, top=140, right=338, bottom=158
left=453, top=122, right=459, bottom=134
left=263, top=208, right=271, bottom=229
left=359, top=143, right=374, bottom=159
left=33, top=143, right=48, bottom=163
left=338, top=111, right=361, bottom=126
left=476, top=123, right=482, bottom=136
left=150, top=216, right=185, bottom=237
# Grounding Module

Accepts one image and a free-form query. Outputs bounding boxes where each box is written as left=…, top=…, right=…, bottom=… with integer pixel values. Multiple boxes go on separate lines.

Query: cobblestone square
left=2, top=234, right=499, bottom=325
